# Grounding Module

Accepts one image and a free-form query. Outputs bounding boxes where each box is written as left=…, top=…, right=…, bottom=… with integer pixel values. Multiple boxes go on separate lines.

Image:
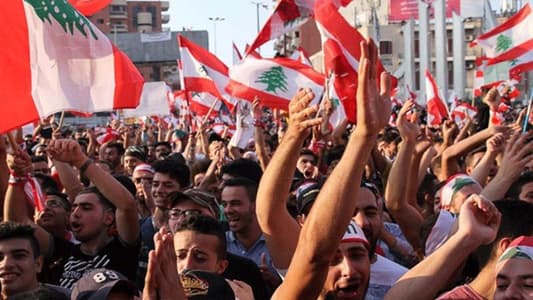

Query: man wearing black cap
left=71, top=268, right=140, bottom=300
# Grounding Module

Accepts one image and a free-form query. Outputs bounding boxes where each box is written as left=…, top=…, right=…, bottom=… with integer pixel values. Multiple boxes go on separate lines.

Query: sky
left=169, top=0, right=275, bottom=66
left=168, top=0, right=532, bottom=66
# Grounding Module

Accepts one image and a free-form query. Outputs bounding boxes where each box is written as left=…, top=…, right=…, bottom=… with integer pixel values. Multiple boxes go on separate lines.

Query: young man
left=5, top=139, right=140, bottom=289
left=100, top=142, right=124, bottom=174
left=221, top=177, right=280, bottom=289
left=131, top=163, right=155, bottom=218
left=0, top=222, right=43, bottom=299
left=494, top=236, right=533, bottom=300
left=123, top=145, right=147, bottom=176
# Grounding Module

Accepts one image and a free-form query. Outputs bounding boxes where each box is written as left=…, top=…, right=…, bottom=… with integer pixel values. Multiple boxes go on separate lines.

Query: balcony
left=110, top=23, right=128, bottom=33
left=161, top=1, right=169, bottom=11
left=161, top=14, right=170, bottom=24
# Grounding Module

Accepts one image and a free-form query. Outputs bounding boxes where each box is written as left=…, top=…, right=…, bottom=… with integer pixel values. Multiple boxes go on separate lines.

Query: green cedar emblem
left=498, top=247, right=532, bottom=262
left=495, top=34, right=512, bottom=53
left=330, top=97, right=340, bottom=109
left=255, top=66, right=289, bottom=94
left=25, top=0, right=98, bottom=40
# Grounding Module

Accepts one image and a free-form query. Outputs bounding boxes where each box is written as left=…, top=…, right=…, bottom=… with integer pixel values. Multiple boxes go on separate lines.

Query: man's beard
left=322, top=281, right=370, bottom=300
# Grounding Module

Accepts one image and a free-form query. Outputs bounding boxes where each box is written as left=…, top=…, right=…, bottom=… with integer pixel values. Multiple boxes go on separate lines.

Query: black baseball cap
left=70, top=268, right=140, bottom=300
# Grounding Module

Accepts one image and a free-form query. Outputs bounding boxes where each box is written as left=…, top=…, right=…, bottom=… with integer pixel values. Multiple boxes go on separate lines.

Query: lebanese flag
left=189, top=92, right=222, bottom=117
left=509, top=46, right=533, bottom=78
left=229, top=100, right=254, bottom=149
left=246, top=0, right=314, bottom=55
left=96, top=127, right=119, bottom=145
left=324, top=40, right=354, bottom=123
left=314, top=0, right=394, bottom=81
left=0, top=0, right=143, bottom=134
left=471, top=3, right=533, bottom=60
left=233, top=42, right=243, bottom=65
left=425, top=70, right=449, bottom=126
left=178, top=35, right=236, bottom=109
left=451, top=102, right=477, bottom=126
left=406, top=84, right=417, bottom=101
left=290, top=47, right=313, bottom=66
left=226, top=56, right=324, bottom=110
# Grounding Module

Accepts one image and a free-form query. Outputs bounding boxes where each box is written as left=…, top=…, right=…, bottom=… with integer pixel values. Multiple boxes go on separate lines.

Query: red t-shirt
left=437, top=284, right=487, bottom=300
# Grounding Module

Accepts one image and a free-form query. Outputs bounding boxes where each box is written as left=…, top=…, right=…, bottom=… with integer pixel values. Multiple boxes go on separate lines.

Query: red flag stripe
left=112, top=45, right=144, bottom=109
left=226, top=79, right=291, bottom=110
left=178, top=35, right=228, bottom=75
left=471, top=4, right=531, bottom=46
left=263, top=57, right=324, bottom=84
left=486, top=39, right=533, bottom=65
left=184, top=78, right=224, bottom=99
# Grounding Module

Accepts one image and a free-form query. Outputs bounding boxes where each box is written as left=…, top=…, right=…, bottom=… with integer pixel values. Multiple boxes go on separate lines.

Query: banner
left=388, top=0, right=461, bottom=22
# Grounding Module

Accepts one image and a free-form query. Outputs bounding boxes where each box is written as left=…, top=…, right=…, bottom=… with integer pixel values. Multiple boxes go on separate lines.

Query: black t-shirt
left=58, top=237, right=140, bottom=289
left=39, top=237, right=74, bottom=285
left=223, top=252, right=270, bottom=300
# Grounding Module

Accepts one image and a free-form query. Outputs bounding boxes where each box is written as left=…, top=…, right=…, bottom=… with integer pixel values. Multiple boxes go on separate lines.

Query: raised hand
left=6, top=149, right=32, bottom=176
left=287, top=89, right=322, bottom=137
left=397, top=100, right=420, bottom=142
left=482, top=87, right=501, bottom=111
left=457, top=194, right=500, bottom=247
left=354, top=39, right=391, bottom=137
left=47, top=139, right=87, bottom=168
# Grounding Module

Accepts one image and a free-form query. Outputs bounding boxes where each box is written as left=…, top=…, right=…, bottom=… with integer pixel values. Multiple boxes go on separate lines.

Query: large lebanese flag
left=0, top=0, right=143, bottom=134
left=471, top=3, right=533, bottom=60
left=178, top=35, right=236, bottom=109
left=425, top=70, right=449, bottom=126
left=226, top=56, right=324, bottom=110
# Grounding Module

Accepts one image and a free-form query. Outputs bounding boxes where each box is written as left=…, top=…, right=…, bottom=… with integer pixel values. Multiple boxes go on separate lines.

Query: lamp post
left=251, top=1, right=268, bottom=53
left=208, top=17, right=225, bottom=55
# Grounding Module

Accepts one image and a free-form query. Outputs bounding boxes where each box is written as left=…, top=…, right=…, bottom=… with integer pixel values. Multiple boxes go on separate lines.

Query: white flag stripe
left=25, top=2, right=116, bottom=116
left=122, top=82, right=171, bottom=118
left=180, top=47, right=229, bottom=94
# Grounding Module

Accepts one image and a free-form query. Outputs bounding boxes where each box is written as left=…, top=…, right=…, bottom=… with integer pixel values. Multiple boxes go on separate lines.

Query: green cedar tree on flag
left=255, top=66, right=289, bottom=94
left=0, top=0, right=144, bottom=134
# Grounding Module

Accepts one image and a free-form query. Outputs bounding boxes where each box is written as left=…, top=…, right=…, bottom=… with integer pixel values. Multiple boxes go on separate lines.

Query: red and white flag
left=324, top=40, right=353, bottom=124
left=178, top=35, right=236, bottom=109
left=189, top=92, right=222, bottom=117
left=425, top=70, right=449, bottom=126
left=226, top=56, right=324, bottom=110
left=290, top=47, right=313, bottom=66
left=471, top=3, right=533, bottom=61
left=0, top=0, right=144, bottom=134
left=406, top=84, right=417, bottom=101
left=232, top=42, right=243, bottom=65
left=246, top=0, right=314, bottom=55
left=451, top=102, right=477, bottom=126
left=122, top=82, right=172, bottom=118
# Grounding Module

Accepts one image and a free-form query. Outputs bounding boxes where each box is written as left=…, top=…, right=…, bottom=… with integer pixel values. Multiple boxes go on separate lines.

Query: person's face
left=168, top=200, right=214, bottom=234
left=173, top=230, right=227, bottom=275
left=321, top=242, right=370, bottom=300
left=152, top=173, right=181, bottom=208
left=519, top=182, right=533, bottom=204
left=297, top=154, right=316, bottom=178
left=132, top=170, right=154, bottom=199
left=352, top=188, right=381, bottom=256
left=147, top=146, right=156, bottom=162
left=31, top=161, right=50, bottom=175
left=494, top=259, right=533, bottom=300
left=124, top=156, right=141, bottom=176
left=221, top=186, right=255, bottom=234
left=451, top=184, right=482, bottom=214
left=155, top=145, right=171, bottom=160
left=384, top=142, right=398, bottom=159
left=102, top=147, right=120, bottom=168
left=34, top=146, right=47, bottom=157
left=36, top=195, right=70, bottom=233
left=0, top=238, right=42, bottom=298
left=70, top=193, right=114, bottom=242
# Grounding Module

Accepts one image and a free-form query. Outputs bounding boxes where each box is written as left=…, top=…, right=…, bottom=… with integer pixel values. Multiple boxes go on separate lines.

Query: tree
left=255, top=66, right=289, bottom=94
left=26, top=0, right=98, bottom=39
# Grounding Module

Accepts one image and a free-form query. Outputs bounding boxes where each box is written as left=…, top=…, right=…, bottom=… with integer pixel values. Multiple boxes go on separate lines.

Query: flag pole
left=523, top=89, right=533, bottom=134
left=56, top=111, right=65, bottom=132
left=201, top=98, right=219, bottom=125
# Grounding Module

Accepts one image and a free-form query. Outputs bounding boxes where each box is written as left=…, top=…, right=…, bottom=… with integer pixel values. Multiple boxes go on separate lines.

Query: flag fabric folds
left=425, top=70, right=449, bottom=126
left=0, top=0, right=144, bottom=134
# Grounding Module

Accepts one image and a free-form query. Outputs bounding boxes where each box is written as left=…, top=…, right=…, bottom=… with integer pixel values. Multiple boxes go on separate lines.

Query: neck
left=469, top=260, right=496, bottom=299
left=80, top=233, right=113, bottom=256
left=235, top=221, right=262, bottom=250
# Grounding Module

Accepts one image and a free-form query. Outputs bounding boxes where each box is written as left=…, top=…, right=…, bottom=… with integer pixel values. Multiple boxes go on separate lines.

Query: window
left=380, top=41, right=393, bottom=55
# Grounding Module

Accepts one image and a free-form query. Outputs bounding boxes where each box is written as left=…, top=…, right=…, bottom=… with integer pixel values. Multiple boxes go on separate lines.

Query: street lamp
left=208, top=17, right=225, bottom=55
left=251, top=1, right=268, bottom=53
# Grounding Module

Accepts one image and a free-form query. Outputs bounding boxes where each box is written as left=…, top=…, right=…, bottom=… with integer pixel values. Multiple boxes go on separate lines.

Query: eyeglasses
left=134, top=177, right=153, bottom=184
left=169, top=209, right=201, bottom=220
left=45, top=199, right=66, bottom=209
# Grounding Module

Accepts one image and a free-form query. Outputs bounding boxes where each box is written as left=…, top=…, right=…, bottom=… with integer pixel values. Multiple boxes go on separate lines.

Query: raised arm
left=47, top=139, right=140, bottom=244
left=272, top=40, right=391, bottom=300
left=385, top=195, right=500, bottom=300
left=252, top=98, right=271, bottom=170
left=384, top=101, right=424, bottom=250
left=469, top=133, right=505, bottom=186
left=256, top=88, right=321, bottom=270
left=482, top=131, right=533, bottom=201
left=52, top=160, right=83, bottom=202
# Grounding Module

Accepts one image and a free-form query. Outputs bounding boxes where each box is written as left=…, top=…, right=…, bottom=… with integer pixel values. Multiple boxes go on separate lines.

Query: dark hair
left=299, top=149, right=317, bottom=164
left=105, top=142, right=125, bottom=156
left=33, top=174, right=59, bottom=192
left=9, top=285, right=69, bottom=300
left=175, top=215, right=227, bottom=260
left=31, top=155, right=48, bottom=164
left=222, top=177, right=258, bottom=203
left=112, top=175, right=136, bottom=198
left=0, top=222, right=40, bottom=258
left=505, top=172, right=533, bottom=201
left=77, top=186, right=115, bottom=212
left=154, top=141, right=172, bottom=151
left=220, top=159, right=263, bottom=184
left=152, top=159, right=191, bottom=188
left=474, top=200, right=533, bottom=268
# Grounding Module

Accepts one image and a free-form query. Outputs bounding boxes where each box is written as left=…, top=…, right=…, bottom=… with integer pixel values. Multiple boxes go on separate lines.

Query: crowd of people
left=0, top=41, right=532, bottom=300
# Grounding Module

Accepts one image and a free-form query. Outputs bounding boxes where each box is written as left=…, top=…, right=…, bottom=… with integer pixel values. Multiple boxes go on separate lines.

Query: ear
left=216, top=259, right=229, bottom=275
left=35, top=255, right=43, bottom=273
left=103, top=210, right=115, bottom=227
left=496, top=237, right=513, bottom=257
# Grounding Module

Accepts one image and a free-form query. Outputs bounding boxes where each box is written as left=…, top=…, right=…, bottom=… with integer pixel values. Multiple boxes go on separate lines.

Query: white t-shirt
left=366, top=254, right=408, bottom=300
